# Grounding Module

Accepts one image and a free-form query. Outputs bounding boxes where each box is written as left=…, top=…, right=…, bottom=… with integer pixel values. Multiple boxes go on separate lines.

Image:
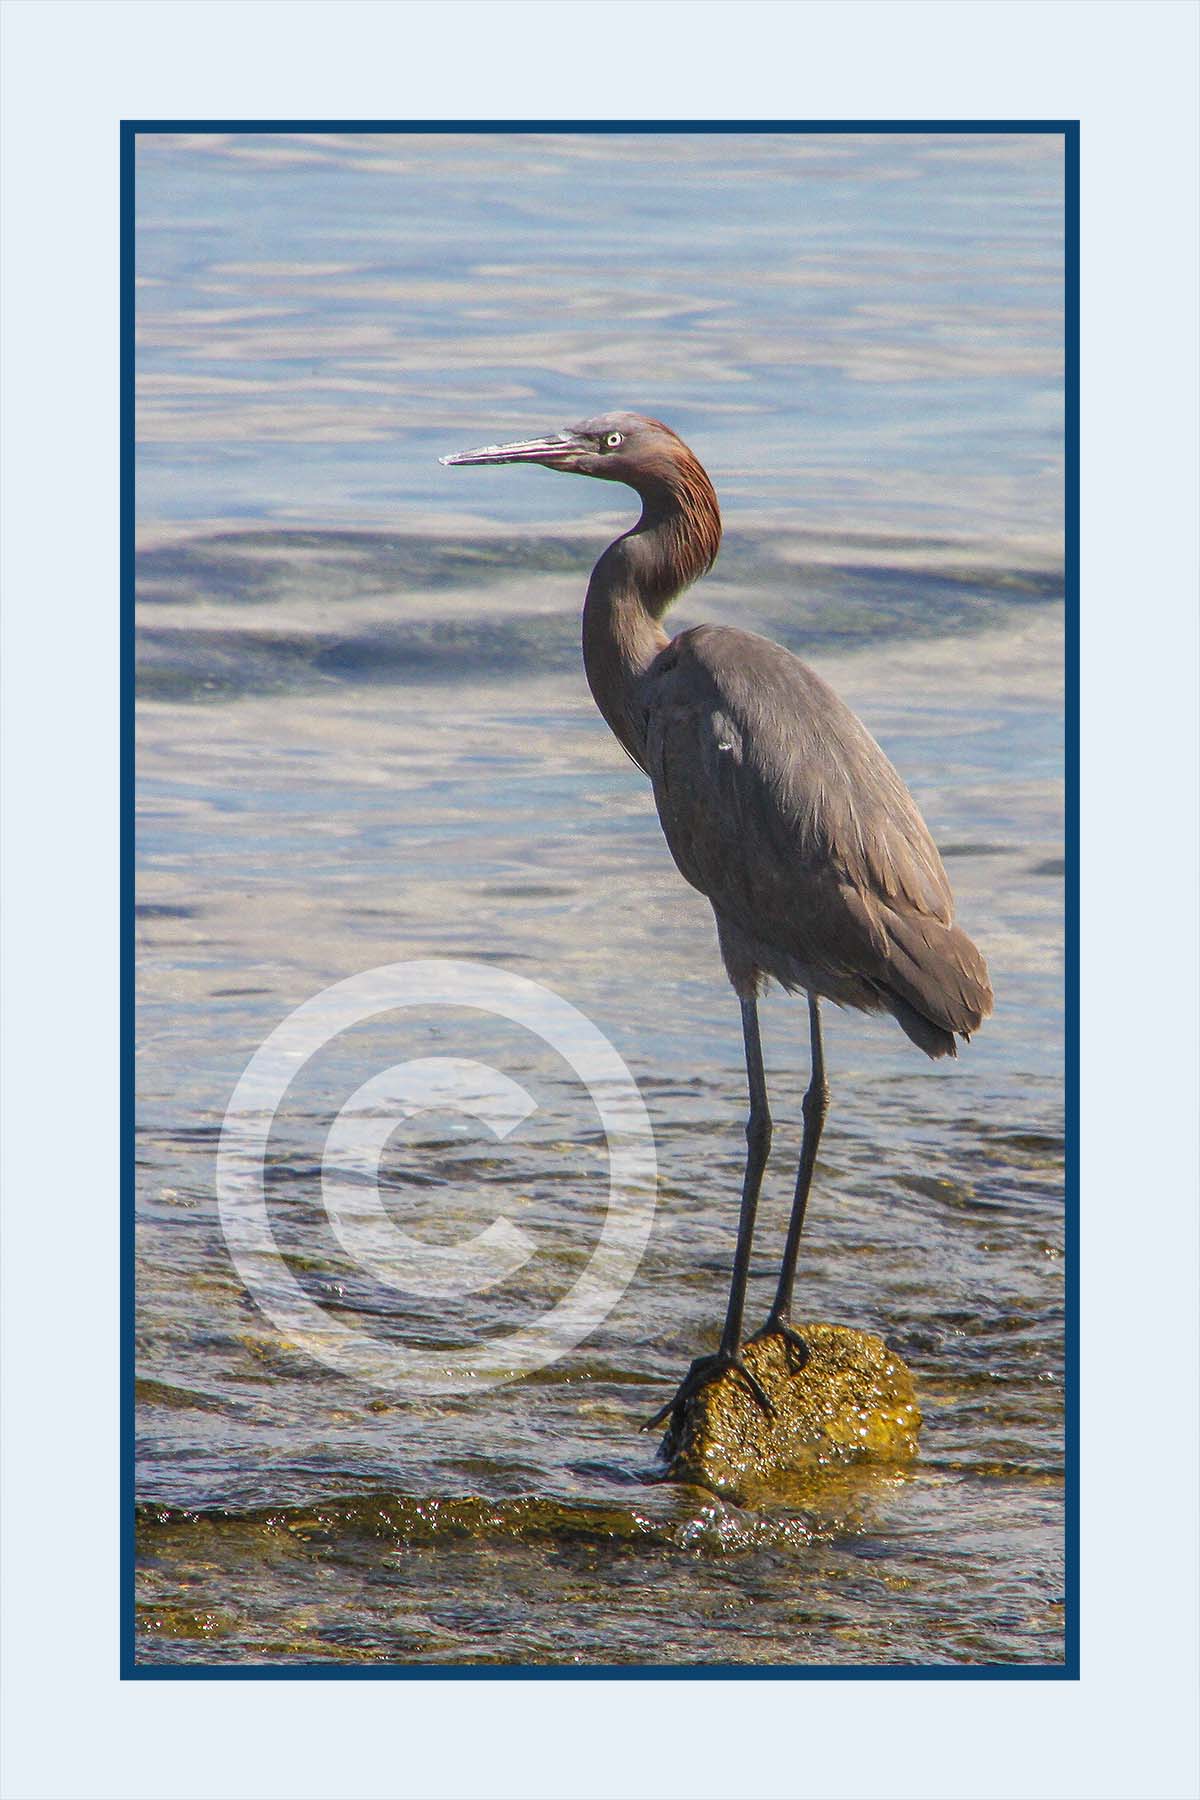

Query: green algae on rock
left=656, top=1324, right=921, bottom=1499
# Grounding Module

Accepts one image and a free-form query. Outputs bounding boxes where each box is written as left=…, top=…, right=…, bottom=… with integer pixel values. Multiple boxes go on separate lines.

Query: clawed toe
left=641, top=1392, right=684, bottom=1434
left=747, top=1317, right=811, bottom=1372
left=641, top=1348, right=776, bottom=1433
left=733, top=1357, right=775, bottom=1416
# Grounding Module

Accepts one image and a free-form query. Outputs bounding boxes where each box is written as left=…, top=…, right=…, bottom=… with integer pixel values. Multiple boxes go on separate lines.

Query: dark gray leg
left=643, top=996, right=776, bottom=1430
left=758, top=992, right=828, bottom=1353
left=719, top=995, right=772, bottom=1354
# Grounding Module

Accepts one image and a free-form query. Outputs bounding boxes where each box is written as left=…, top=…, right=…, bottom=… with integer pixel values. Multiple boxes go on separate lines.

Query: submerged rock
left=657, top=1324, right=921, bottom=1499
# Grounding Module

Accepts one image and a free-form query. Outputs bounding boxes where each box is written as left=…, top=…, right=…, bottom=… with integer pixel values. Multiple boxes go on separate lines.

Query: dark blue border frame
left=120, top=118, right=1079, bottom=1682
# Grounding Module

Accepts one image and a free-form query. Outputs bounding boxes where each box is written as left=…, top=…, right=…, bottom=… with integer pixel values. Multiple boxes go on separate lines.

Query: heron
left=441, top=412, right=993, bottom=1429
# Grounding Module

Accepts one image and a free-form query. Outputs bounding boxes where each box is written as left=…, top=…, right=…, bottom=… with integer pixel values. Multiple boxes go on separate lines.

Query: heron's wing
left=637, top=624, right=994, bottom=1040
left=641, top=623, right=953, bottom=924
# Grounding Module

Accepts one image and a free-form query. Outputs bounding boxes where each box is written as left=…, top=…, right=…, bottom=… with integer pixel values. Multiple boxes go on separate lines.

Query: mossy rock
left=658, top=1323, right=921, bottom=1499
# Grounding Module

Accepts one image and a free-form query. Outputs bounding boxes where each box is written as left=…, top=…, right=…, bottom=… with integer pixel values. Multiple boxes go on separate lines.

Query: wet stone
left=656, top=1324, right=921, bottom=1500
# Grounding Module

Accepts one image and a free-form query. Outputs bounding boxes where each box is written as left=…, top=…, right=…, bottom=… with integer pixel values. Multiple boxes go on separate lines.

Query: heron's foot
left=747, top=1314, right=811, bottom=1374
left=641, top=1347, right=775, bottom=1434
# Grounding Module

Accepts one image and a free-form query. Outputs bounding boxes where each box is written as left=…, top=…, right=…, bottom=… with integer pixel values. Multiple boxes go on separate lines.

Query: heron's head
left=440, top=411, right=699, bottom=494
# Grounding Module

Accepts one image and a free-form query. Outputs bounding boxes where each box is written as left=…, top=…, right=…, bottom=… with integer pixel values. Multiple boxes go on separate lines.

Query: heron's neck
left=581, top=461, right=721, bottom=765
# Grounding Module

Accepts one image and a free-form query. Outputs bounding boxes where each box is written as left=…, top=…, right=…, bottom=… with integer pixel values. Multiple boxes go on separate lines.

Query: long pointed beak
left=439, top=430, right=579, bottom=468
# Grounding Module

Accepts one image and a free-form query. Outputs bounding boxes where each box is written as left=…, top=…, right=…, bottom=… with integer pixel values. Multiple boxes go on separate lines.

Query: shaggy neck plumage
left=581, top=449, right=722, bottom=767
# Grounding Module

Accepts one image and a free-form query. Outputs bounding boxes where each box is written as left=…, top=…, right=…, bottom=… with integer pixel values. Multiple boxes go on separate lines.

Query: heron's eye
left=604, top=431, right=623, bottom=450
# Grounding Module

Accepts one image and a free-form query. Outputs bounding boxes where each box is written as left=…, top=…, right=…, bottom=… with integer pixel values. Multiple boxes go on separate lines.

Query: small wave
left=136, top=527, right=1063, bottom=703
left=137, top=614, right=581, bottom=701
left=134, top=1488, right=844, bottom=1555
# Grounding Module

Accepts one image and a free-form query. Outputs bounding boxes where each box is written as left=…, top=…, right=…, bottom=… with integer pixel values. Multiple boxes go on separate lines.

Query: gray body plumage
left=635, top=623, right=991, bottom=1057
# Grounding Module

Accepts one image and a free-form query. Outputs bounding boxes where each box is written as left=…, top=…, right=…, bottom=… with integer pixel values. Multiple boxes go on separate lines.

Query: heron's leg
left=719, top=994, right=773, bottom=1355
left=643, top=996, right=774, bottom=1431
left=756, top=992, right=828, bottom=1353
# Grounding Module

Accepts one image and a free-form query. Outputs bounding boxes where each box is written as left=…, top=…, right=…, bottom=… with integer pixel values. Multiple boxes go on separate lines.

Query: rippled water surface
left=135, top=131, right=1066, bottom=1667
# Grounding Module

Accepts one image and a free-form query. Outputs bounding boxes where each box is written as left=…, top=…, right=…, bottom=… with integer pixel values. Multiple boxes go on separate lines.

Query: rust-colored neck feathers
left=616, top=434, right=722, bottom=616
left=582, top=432, right=722, bottom=766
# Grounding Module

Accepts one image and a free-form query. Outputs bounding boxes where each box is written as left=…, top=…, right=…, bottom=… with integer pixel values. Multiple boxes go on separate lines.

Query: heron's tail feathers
left=876, top=908, right=994, bottom=1061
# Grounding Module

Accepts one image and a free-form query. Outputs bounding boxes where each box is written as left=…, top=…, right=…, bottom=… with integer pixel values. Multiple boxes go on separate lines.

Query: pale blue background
left=2, top=3, right=1198, bottom=1799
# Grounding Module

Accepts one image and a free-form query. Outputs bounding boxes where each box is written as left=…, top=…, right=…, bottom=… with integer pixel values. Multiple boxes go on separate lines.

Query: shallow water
left=135, top=131, right=1065, bottom=1667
